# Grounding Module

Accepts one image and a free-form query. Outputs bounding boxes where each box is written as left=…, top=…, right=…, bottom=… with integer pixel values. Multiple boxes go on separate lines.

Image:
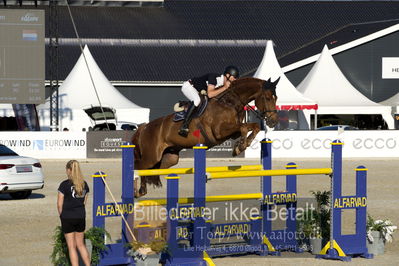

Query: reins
left=225, top=84, right=277, bottom=122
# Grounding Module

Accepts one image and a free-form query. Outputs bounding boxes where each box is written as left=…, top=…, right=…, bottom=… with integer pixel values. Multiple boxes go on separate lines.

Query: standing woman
left=57, top=160, right=90, bottom=266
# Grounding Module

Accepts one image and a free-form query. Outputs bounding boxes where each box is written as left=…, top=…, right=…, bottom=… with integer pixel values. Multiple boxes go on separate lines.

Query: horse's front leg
left=244, top=122, right=260, bottom=147
left=232, top=123, right=260, bottom=156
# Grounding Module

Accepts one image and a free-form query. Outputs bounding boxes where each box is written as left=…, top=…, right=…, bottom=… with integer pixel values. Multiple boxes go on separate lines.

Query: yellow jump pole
left=137, top=164, right=262, bottom=176
left=208, top=168, right=333, bottom=179
left=137, top=192, right=263, bottom=206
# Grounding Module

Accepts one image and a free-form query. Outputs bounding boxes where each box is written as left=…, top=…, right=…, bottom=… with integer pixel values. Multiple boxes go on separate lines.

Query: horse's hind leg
left=159, top=152, right=180, bottom=169
left=138, top=151, right=180, bottom=197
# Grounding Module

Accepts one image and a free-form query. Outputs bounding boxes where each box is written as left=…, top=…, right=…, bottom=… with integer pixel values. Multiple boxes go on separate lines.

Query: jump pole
left=163, top=145, right=210, bottom=266
left=92, top=144, right=135, bottom=266
left=261, top=139, right=302, bottom=253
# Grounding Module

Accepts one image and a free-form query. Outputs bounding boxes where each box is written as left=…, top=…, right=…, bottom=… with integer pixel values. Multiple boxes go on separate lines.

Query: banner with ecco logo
left=245, top=130, right=399, bottom=158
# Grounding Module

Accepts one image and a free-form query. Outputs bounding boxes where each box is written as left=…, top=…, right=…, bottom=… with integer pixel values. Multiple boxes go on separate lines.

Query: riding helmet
left=224, top=65, right=240, bottom=78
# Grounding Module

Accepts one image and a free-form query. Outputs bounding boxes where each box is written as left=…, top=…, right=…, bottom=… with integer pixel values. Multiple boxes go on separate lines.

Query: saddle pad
left=173, top=111, right=186, bottom=122
left=173, top=96, right=208, bottom=122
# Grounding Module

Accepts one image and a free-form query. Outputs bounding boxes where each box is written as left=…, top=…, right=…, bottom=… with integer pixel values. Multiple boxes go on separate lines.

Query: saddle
left=173, top=95, right=208, bottom=122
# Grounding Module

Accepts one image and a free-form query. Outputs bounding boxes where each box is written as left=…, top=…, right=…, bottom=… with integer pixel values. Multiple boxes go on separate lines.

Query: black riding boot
left=178, top=103, right=196, bottom=137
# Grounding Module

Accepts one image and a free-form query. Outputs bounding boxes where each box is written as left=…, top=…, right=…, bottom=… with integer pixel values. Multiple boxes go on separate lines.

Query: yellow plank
left=208, top=168, right=332, bottom=179
left=137, top=193, right=263, bottom=206
left=138, top=164, right=263, bottom=176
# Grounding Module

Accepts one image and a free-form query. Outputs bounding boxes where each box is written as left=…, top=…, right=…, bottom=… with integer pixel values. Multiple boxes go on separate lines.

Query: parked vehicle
left=84, top=106, right=138, bottom=131
left=0, top=144, right=44, bottom=199
left=316, top=125, right=359, bottom=130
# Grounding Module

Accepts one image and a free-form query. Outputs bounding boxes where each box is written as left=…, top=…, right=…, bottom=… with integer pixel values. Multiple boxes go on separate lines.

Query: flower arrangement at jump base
left=366, top=214, right=397, bottom=255
left=127, top=238, right=168, bottom=265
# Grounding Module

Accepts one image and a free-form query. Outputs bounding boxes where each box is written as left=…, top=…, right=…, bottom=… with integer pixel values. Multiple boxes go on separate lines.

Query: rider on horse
left=178, top=65, right=240, bottom=137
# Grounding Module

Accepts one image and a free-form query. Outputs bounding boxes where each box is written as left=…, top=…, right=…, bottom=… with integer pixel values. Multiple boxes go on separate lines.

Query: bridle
left=220, top=80, right=278, bottom=122
left=245, top=90, right=277, bottom=121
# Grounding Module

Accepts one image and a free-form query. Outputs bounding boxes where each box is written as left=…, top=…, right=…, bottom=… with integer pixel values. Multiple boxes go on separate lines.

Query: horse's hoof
left=138, top=187, right=147, bottom=197
left=232, top=146, right=242, bottom=157
left=134, top=191, right=146, bottom=198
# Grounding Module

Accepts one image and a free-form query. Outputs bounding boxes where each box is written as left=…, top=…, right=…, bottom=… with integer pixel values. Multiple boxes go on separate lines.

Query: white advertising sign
left=245, top=130, right=399, bottom=158
left=382, top=57, right=399, bottom=79
left=0, top=132, right=86, bottom=159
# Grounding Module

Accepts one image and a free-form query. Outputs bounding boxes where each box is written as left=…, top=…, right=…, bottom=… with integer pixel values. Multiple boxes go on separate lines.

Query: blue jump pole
left=260, top=139, right=278, bottom=255
left=192, top=144, right=208, bottom=265
left=122, top=145, right=135, bottom=246
left=261, top=139, right=300, bottom=254
left=165, top=145, right=208, bottom=265
left=165, top=173, right=180, bottom=264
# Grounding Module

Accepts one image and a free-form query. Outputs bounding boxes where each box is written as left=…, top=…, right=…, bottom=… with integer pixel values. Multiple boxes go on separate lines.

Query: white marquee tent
left=37, top=45, right=150, bottom=131
left=254, top=40, right=318, bottom=129
left=297, top=45, right=395, bottom=129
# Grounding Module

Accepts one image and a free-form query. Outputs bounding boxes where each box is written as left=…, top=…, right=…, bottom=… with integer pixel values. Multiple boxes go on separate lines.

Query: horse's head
left=255, top=77, right=280, bottom=128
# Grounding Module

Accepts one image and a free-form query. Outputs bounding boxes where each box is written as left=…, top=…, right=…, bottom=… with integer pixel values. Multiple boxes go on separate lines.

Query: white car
left=0, top=144, right=44, bottom=199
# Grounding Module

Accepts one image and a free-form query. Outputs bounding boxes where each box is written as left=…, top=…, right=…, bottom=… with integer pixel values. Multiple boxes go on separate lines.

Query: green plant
left=50, top=226, right=111, bottom=266
left=297, top=190, right=331, bottom=239
left=85, top=227, right=112, bottom=265
left=311, top=190, right=331, bottom=240
left=50, top=226, right=70, bottom=266
left=297, top=208, right=319, bottom=239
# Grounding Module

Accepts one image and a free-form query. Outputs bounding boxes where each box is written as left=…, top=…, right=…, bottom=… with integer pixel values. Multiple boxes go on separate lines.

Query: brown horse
left=131, top=77, right=280, bottom=197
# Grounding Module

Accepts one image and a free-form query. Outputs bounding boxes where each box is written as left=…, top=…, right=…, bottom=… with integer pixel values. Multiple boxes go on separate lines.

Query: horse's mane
left=215, top=77, right=261, bottom=100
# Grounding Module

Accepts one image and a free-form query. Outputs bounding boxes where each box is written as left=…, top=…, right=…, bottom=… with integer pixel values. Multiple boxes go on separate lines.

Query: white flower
left=382, top=224, right=397, bottom=243
left=367, top=230, right=374, bottom=243
left=367, top=216, right=397, bottom=244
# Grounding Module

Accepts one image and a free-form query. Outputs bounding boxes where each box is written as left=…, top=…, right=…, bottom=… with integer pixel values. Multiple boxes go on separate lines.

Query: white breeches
left=181, top=81, right=201, bottom=107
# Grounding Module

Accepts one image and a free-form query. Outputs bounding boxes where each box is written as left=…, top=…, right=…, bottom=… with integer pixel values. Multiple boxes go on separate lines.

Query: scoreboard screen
left=0, top=9, right=45, bottom=104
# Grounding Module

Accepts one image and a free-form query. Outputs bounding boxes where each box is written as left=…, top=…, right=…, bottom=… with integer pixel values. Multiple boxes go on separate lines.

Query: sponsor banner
left=87, top=131, right=136, bottom=158
left=180, top=139, right=244, bottom=158
left=382, top=57, right=399, bottom=79
left=245, top=130, right=399, bottom=158
left=0, top=132, right=86, bottom=159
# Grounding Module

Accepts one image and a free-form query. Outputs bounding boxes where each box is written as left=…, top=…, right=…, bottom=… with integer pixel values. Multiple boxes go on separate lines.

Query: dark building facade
left=5, top=0, right=399, bottom=121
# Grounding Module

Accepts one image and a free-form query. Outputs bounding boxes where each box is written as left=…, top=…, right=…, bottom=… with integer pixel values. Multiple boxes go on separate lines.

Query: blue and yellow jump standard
left=316, top=140, right=373, bottom=261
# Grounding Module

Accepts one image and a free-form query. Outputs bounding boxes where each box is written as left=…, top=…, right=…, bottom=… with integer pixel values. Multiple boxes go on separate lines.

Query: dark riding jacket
left=190, top=73, right=224, bottom=92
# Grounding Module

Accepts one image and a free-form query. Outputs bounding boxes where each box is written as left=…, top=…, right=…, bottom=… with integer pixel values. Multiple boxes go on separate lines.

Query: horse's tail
left=131, top=123, right=163, bottom=190
left=131, top=123, right=146, bottom=162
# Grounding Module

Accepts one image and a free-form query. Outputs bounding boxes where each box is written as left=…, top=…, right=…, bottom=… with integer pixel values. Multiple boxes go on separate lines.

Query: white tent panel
left=37, top=45, right=149, bottom=131
left=297, top=45, right=395, bottom=129
left=254, top=40, right=317, bottom=108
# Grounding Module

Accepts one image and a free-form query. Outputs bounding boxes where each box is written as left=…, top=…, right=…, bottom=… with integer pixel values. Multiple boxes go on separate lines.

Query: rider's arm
left=207, top=80, right=231, bottom=98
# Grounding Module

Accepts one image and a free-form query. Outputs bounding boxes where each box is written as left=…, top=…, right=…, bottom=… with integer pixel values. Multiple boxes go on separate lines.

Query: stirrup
left=178, top=128, right=189, bottom=137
